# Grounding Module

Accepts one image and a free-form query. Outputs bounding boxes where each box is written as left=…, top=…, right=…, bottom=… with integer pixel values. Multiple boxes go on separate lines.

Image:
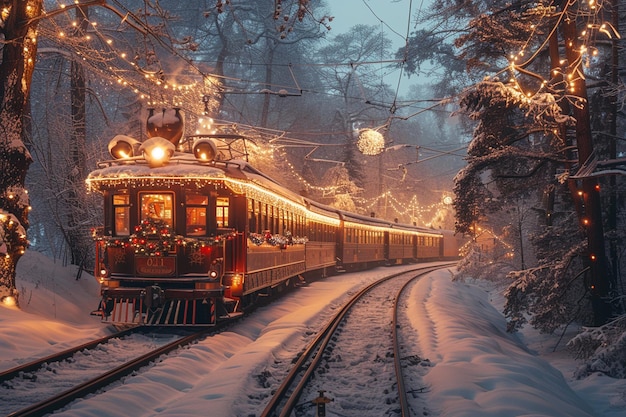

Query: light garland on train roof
left=225, top=179, right=341, bottom=226
left=86, top=166, right=341, bottom=227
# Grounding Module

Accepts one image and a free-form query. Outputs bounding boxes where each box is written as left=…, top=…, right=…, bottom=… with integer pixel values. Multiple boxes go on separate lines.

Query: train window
left=270, top=205, right=276, bottom=233
left=216, top=197, right=229, bottom=228
left=286, top=211, right=292, bottom=235
left=261, top=203, right=267, bottom=231
left=248, top=199, right=257, bottom=233
left=140, top=193, right=174, bottom=227
left=186, top=194, right=208, bottom=236
left=113, top=194, right=130, bottom=236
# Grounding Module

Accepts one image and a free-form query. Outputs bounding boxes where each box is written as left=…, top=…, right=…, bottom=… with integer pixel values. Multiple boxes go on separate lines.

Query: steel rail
left=6, top=326, right=217, bottom=417
left=0, top=326, right=140, bottom=383
left=260, top=263, right=453, bottom=417
left=393, top=273, right=422, bottom=417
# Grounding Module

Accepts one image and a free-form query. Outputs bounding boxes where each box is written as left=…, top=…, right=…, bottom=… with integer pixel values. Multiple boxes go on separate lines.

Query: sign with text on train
left=136, top=256, right=176, bottom=276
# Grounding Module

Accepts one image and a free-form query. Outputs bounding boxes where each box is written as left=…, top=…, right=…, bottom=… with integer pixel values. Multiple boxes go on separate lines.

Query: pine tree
left=437, top=1, right=621, bottom=328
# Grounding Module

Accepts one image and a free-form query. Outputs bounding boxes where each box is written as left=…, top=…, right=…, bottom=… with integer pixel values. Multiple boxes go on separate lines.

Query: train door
left=384, top=231, right=390, bottom=261
left=222, top=194, right=246, bottom=300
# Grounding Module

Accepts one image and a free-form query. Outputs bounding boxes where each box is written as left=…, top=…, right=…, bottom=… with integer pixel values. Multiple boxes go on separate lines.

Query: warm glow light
left=138, top=137, right=175, bottom=167
left=357, top=129, right=385, bottom=156
left=150, top=146, right=166, bottom=161
left=2, top=296, right=17, bottom=307
left=231, top=274, right=242, bottom=287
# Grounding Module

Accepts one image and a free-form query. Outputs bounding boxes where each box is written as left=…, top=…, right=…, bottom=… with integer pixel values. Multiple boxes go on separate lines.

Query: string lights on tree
left=37, top=1, right=224, bottom=116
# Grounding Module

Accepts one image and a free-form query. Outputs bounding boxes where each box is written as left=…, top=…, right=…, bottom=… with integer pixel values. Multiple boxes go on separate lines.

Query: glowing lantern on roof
left=139, top=137, right=175, bottom=167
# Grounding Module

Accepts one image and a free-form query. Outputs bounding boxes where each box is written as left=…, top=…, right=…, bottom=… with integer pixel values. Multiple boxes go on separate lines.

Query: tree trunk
left=66, top=6, right=90, bottom=268
left=607, top=0, right=619, bottom=303
left=0, top=0, right=42, bottom=303
left=562, top=11, right=611, bottom=325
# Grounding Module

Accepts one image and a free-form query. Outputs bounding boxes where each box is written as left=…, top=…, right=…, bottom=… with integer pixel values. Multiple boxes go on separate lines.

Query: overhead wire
left=95, top=1, right=455, bottom=139
left=389, top=0, right=413, bottom=117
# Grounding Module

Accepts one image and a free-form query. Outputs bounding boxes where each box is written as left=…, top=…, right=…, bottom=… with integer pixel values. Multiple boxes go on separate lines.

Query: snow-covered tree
left=0, top=0, right=43, bottom=304
left=1, top=0, right=223, bottom=303
left=321, top=165, right=362, bottom=213
left=447, top=0, right=623, bottom=329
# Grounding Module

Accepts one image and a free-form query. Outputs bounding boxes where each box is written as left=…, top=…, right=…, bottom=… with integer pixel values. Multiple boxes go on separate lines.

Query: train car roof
left=86, top=153, right=311, bottom=210
left=87, top=153, right=227, bottom=185
left=87, top=154, right=290, bottom=192
left=304, top=199, right=341, bottom=220
left=338, top=209, right=441, bottom=235
left=304, top=198, right=441, bottom=236
left=86, top=150, right=442, bottom=235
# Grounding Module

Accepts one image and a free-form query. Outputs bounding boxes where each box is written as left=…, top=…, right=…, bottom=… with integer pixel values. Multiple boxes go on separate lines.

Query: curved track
left=260, top=264, right=452, bottom=417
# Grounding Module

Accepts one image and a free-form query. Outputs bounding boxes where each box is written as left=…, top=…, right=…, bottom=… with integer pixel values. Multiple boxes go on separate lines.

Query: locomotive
left=88, top=110, right=459, bottom=326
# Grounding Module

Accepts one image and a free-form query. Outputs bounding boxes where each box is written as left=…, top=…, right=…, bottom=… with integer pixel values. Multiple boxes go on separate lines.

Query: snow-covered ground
left=1, top=250, right=625, bottom=416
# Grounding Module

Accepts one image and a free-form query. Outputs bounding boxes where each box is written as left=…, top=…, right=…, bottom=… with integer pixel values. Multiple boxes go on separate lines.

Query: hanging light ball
left=357, top=129, right=385, bottom=155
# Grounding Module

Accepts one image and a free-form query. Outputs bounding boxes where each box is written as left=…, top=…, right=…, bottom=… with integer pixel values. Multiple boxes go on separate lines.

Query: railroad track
left=260, top=264, right=452, bottom=417
left=2, top=326, right=215, bottom=417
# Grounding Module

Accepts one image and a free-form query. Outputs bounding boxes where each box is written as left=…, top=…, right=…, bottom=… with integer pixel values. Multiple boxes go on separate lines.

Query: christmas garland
left=93, top=219, right=233, bottom=257
left=248, top=231, right=307, bottom=246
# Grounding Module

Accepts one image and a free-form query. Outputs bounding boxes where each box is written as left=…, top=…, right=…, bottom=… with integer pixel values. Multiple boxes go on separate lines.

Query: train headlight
left=139, top=137, right=175, bottom=167
left=192, top=138, right=218, bottom=162
left=108, top=135, right=141, bottom=159
left=99, top=267, right=109, bottom=280
left=209, top=270, right=218, bottom=279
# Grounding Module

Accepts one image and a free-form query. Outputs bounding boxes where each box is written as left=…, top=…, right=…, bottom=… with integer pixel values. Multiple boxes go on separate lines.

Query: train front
left=86, top=110, right=239, bottom=326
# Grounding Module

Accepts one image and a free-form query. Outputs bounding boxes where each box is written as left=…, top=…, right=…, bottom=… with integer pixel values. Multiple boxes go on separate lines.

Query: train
left=87, top=110, right=460, bottom=326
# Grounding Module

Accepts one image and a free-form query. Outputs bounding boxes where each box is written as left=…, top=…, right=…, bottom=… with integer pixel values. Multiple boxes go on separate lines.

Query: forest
left=1, top=1, right=625, bottom=378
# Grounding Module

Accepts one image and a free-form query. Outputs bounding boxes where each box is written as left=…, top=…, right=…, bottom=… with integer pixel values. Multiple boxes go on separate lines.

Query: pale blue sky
left=327, top=0, right=415, bottom=48
left=326, top=0, right=419, bottom=96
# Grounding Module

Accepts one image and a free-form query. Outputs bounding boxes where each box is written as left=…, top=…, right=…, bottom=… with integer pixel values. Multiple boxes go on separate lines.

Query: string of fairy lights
left=28, top=0, right=618, bottom=226
left=359, top=192, right=454, bottom=226
left=32, top=1, right=616, bottom=115
left=38, top=0, right=223, bottom=117
left=505, top=0, right=617, bottom=106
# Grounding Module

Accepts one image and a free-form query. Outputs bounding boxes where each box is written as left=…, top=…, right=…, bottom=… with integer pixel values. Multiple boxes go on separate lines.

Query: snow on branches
left=568, top=314, right=626, bottom=379
left=503, top=232, right=589, bottom=333
left=461, top=79, right=573, bottom=127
